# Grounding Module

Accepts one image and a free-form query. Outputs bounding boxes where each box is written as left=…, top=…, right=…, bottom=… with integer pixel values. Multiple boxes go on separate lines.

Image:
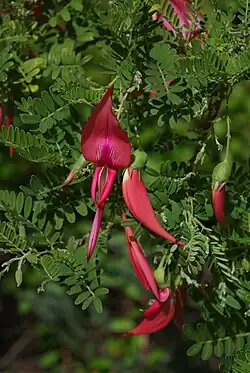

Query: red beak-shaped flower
left=122, top=168, right=184, bottom=246
left=120, top=289, right=174, bottom=336
left=118, top=287, right=185, bottom=336
left=81, top=85, right=131, bottom=260
left=212, top=182, right=225, bottom=227
left=123, top=219, right=169, bottom=303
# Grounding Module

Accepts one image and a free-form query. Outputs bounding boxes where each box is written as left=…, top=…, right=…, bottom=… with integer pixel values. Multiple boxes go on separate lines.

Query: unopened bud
left=130, top=149, right=148, bottom=169
left=212, top=160, right=231, bottom=187
left=62, top=155, right=88, bottom=187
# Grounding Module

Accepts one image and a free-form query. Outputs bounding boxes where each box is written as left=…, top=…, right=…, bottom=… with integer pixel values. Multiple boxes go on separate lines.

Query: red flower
left=212, top=182, right=225, bottom=227
left=118, top=287, right=185, bottom=335
left=123, top=217, right=169, bottom=302
left=81, top=85, right=131, bottom=260
left=122, top=168, right=184, bottom=246
left=122, top=290, right=175, bottom=335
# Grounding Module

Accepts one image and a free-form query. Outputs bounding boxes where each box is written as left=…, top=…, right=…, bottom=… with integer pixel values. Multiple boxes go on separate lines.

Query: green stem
left=225, top=116, right=231, bottom=161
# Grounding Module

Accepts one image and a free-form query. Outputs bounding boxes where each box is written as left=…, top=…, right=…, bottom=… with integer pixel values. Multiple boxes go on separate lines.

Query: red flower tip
left=122, top=294, right=175, bottom=336
left=122, top=168, right=184, bottom=246
left=81, top=85, right=131, bottom=169
left=87, top=207, right=103, bottom=261
left=212, top=182, right=226, bottom=227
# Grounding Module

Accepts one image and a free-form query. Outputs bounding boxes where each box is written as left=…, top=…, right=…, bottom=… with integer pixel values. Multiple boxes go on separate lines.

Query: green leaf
left=23, top=196, right=33, bottom=218
left=16, top=192, right=24, bottom=214
left=75, top=291, right=90, bottom=305
left=75, top=201, right=88, bottom=216
left=64, top=207, right=76, bottom=223
left=93, top=297, right=103, bottom=313
left=41, top=91, right=55, bottom=112
left=183, top=324, right=199, bottom=341
left=235, top=335, right=245, bottom=352
left=225, top=338, right=234, bottom=356
left=186, top=342, right=203, bottom=357
left=94, top=287, right=109, bottom=297
left=201, top=342, right=213, bottom=360
left=54, top=211, right=64, bottom=230
left=70, top=0, right=83, bottom=11
left=81, top=296, right=94, bottom=310
left=20, top=114, right=41, bottom=124
left=214, top=340, right=224, bottom=358
left=26, top=253, right=37, bottom=264
left=59, top=7, right=71, bottom=22
left=67, top=284, right=82, bottom=295
left=225, top=295, right=241, bottom=310
left=15, top=267, right=23, bottom=287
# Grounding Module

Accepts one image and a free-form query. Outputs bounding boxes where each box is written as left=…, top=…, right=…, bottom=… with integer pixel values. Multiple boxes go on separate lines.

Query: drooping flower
left=81, top=85, right=131, bottom=260
left=122, top=290, right=175, bottom=335
left=118, top=286, right=185, bottom=335
left=152, top=0, right=205, bottom=40
left=123, top=217, right=169, bottom=302
left=122, top=168, right=184, bottom=246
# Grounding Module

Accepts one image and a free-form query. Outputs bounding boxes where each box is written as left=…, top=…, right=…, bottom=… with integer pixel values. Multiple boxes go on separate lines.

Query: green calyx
left=130, top=149, right=148, bottom=170
left=71, top=154, right=88, bottom=173
left=154, top=256, right=168, bottom=289
left=212, top=160, right=232, bottom=188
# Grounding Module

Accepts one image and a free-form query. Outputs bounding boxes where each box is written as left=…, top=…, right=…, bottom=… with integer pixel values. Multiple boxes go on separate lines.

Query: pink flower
left=81, top=85, right=131, bottom=260
left=122, top=168, right=184, bottom=246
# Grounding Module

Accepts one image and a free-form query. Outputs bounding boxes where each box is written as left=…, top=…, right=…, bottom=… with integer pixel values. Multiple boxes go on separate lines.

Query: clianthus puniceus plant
left=1, top=0, right=250, bottom=371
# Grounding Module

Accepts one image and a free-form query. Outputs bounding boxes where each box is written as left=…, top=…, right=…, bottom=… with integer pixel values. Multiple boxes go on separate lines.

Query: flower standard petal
left=81, top=85, right=131, bottom=169
left=122, top=168, right=184, bottom=246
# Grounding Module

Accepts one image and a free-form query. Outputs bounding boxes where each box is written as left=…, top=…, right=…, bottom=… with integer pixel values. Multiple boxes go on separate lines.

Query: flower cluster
left=63, top=85, right=187, bottom=334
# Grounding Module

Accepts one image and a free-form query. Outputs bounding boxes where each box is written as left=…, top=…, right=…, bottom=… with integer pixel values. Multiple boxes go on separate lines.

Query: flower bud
left=130, top=149, right=148, bottom=170
left=212, top=160, right=231, bottom=187
left=62, top=155, right=88, bottom=187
